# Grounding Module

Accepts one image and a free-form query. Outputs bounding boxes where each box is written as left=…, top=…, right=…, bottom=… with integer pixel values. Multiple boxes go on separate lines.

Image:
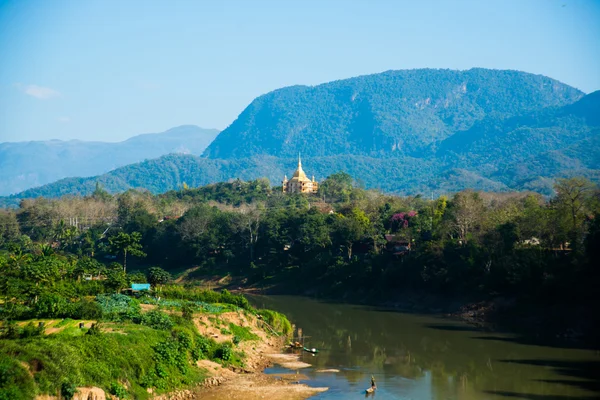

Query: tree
left=147, top=266, right=171, bottom=286
left=0, top=210, right=20, bottom=248
left=332, top=211, right=369, bottom=260
left=105, top=264, right=128, bottom=292
left=237, top=203, right=264, bottom=261
left=319, top=172, right=354, bottom=203
left=91, top=182, right=112, bottom=202
left=449, top=190, right=485, bottom=243
left=108, top=232, right=146, bottom=273
left=177, top=204, right=224, bottom=260
left=124, top=208, right=156, bottom=237
left=297, top=209, right=331, bottom=251
left=553, top=177, right=596, bottom=252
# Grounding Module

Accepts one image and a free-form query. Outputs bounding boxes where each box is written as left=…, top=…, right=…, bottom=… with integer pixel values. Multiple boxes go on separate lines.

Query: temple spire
left=298, top=153, right=302, bottom=168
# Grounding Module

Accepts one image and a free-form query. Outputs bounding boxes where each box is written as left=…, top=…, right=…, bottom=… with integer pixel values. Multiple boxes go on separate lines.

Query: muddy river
left=250, top=295, right=600, bottom=400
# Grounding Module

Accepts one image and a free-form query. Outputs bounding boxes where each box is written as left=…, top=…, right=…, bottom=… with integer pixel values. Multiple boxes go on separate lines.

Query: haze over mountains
left=1, top=68, right=599, bottom=206
left=0, top=125, right=219, bottom=196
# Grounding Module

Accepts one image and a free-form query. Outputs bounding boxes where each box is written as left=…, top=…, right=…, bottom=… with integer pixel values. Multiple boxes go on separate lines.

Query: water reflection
left=251, top=295, right=600, bottom=400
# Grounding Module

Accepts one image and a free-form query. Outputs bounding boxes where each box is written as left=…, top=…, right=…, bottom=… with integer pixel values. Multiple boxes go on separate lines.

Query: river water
left=250, top=295, right=600, bottom=400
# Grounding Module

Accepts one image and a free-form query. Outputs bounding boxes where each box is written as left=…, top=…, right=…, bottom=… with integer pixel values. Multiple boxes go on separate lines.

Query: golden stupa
left=282, top=155, right=318, bottom=194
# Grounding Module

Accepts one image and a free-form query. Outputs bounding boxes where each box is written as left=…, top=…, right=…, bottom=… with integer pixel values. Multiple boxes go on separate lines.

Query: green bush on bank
left=159, top=286, right=252, bottom=310
left=0, top=357, right=36, bottom=400
left=0, top=319, right=247, bottom=399
left=257, top=310, right=292, bottom=336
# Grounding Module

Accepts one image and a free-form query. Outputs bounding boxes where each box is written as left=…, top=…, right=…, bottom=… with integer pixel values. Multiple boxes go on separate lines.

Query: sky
left=0, top=0, right=599, bottom=143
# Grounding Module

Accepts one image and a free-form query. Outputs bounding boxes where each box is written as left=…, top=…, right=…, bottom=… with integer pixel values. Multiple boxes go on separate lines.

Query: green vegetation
left=0, top=169, right=599, bottom=396
left=204, top=68, right=583, bottom=159
left=228, top=323, right=259, bottom=342
left=257, top=310, right=293, bottom=337
left=0, top=204, right=291, bottom=398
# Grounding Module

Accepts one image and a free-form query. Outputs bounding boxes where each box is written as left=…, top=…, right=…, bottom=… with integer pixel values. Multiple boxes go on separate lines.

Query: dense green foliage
left=4, top=174, right=598, bottom=307
left=204, top=68, right=583, bottom=159
left=0, top=209, right=290, bottom=398
left=0, top=125, right=219, bottom=196
left=1, top=171, right=599, bottom=396
left=1, top=70, right=598, bottom=207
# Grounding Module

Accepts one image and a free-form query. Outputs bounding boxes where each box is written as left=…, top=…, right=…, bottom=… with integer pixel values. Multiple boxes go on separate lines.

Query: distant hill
left=437, top=90, right=600, bottom=193
left=0, top=125, right=219, bottom=195
left=204, top=68, right=583, bottom=159
left=2, top=69, right=599, bottom=207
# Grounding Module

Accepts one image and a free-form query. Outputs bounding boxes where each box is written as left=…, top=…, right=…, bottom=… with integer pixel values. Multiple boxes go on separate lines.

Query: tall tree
left=552, top=178, right=596, bottom=252
left=108, top=232, right=146, bottom=273
left=449, top=190, right=485, bottom=244
left=147, top=266, right=172, bottom=287
left=0, top=210, right=20, bottom=248
left=319, top=172, right=354, bottom=203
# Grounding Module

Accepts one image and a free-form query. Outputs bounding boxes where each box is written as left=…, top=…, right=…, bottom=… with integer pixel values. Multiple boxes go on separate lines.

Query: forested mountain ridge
left=0, top=125, right=219, bottom=196
left=437, top=90, right=600, bottom=191
left=1, top=70, right=599, bottom=207
left=203, top=68, right=583, bottom=159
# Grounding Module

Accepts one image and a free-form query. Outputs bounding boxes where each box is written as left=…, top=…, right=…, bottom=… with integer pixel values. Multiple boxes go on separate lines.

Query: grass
left=0, top=287, right=290, bottom=399
left=0, top=324, right=169, bottom=399
left=228, top=323, right=259, bottom=342
left=13, top=319, right=97, bottom=336
left=0, top=315, right=253, bottom=399
left=257, top=310, right=292, bottom=336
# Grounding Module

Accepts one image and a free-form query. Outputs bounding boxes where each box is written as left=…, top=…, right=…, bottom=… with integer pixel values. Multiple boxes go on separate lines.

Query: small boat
left=303, top=347, right=319, bottom=354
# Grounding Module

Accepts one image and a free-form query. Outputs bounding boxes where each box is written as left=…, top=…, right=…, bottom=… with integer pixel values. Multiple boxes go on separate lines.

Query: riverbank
left=0, top=291, right=328, bottom=400
left=190, top=274, right=600, bottom=349
left=159, top=309, right=327, bottom=400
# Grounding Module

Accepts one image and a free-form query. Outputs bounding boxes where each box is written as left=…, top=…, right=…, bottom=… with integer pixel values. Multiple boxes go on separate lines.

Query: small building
left=282, top=156, right=318, bottom=194
left=130, top=283, right=151, bottom=291
left=384, top=234, right=411, bottom=256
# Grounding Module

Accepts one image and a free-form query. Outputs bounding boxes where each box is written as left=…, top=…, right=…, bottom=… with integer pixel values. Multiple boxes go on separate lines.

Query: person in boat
left=370, top=375, right=376, bottom=390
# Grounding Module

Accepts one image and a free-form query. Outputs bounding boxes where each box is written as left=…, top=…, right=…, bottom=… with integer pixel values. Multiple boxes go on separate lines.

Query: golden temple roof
left=290, top=155, right=311, bottom=182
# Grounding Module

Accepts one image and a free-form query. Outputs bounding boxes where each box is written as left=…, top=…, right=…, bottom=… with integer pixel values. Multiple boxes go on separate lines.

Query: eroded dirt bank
left=186, top=310, right=327, bottom=400
left=34, top=308, right=326, bottom=400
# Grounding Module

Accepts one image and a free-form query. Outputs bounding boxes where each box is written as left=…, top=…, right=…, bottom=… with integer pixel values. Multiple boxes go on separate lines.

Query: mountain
left=437, top=90, right=600, bottom=193
left=1, top=69, right=598, bottom=206
left=204, top=68, right=583, bottom=159
left=0, top=125, right=219, bottom=196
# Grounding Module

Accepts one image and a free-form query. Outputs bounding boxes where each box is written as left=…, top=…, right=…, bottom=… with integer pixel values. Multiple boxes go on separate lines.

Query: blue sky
left=0, top=0, right=599, bottom=142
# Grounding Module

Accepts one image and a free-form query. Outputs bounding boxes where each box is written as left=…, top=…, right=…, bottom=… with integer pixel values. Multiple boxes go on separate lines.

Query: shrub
left=214, top=343, right=232, bottom=361
left=86, top=323, right=101, bottom=336
left=141, top=310, right=173, bottom=330
left=95, top=294, right=141, bottom=321
left=0, top=357, right=36, bottom=400
left=181, top=303, right=194, bottom=321
left=257, top=310, right=292, bottom=336
left=2, top=321, right=20, bottom=339
left=33, top=293, right=70, bottom=318
left=109, top=382, right=127, bottom=399
left=20, top=322, right=44, bottom=338
left=60, top=381, right=77, bottom=400
left=72, top=300, right=103, bottom=320
left=192, top=335, right=214, bottom=360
